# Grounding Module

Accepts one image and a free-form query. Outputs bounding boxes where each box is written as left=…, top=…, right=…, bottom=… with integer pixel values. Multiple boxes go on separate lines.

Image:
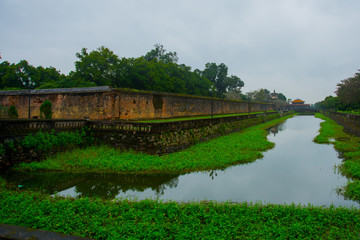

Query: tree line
left=315, top=70, right=360, bottom=112
left=0, top=44, right=246, bottom=99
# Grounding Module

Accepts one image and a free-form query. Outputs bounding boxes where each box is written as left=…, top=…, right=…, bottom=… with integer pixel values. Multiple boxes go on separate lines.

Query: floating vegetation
left=1, top=184, right=360, bottom=239
left=314, top=113, right=360, bottom=202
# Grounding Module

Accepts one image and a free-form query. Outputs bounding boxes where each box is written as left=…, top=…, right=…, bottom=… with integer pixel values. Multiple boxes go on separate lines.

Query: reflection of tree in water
left=209, top=170, right=218, bottom=180
left=0, top=172, right=180, bottom=200
left=74, top=173, right=180, bottom=200
left=268, top=122, right=286, bottom=137
left=153, top=177, right=179, bottom=198
left=0, top=172, right=86, bottom=194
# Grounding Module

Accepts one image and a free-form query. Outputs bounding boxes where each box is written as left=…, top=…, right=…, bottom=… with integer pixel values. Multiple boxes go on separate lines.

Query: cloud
left=1, top=0, right=360, bottom=103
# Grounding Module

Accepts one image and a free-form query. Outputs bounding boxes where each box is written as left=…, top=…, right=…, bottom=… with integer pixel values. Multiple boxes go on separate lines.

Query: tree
left=315, top=96, right=340, bottom=110
left=0, top=61, right=20, bottom=89
left=201, top=63, right=244, bottom=98
left=336, top=70, right=360, bottom=110
left=202, top=63, right=228, bottom=98
left=36, top=66, right=65, bottom=89
left=73, top=46, right=121, bottom=87
left=226, top=75, right=244, bottom=93
left=246, top=88, right=271, bottom=102
left=277, top=93, right=287, bottom=101
left=144, top=44, right=178, bottom=64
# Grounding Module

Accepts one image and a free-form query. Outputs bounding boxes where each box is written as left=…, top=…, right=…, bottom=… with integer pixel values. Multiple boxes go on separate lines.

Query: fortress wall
left=0, top=87, right=274, bottom=120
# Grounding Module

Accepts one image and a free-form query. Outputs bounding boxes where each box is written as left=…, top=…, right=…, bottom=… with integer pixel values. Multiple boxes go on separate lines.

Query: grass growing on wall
left=1, top=182, right=360, bottom=239
left=15, top=114, right=294, bottom=174
left=314, top=113, right=360, bottom=201
left=136, top=111, right=276, bottom=123
left=337, top=110, right=360, bottom=115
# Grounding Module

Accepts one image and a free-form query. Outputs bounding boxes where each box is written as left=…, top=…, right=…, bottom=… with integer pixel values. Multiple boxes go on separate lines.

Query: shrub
left=8, top=105, right=18, bottom=119
left=0, top=144, right=5, bottom=156
left=40, top=100, right=52, bottom=119
left=0, top=106, right=9, bottom=119
left=21, top=128, right=94, bottom=153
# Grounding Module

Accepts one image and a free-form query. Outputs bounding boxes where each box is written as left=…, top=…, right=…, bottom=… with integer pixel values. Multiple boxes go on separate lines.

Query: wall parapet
left=0, top=119, right=88, bottom=138
left=1, top=112, right=278, bottom=138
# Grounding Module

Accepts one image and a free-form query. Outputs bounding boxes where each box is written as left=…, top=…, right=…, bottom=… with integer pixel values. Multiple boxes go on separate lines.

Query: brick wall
left=0, top=87, right=274, bottom=120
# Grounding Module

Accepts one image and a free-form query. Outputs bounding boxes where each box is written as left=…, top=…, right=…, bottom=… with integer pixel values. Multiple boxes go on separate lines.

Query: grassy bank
left=1, top=183, right=360, bottom=239
left=314, top=113, right=360, bottom=201
left=15, top=114, right=294, bottom=174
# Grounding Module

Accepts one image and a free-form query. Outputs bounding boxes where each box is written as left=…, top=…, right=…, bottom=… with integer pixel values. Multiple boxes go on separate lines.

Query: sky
left=1, top=0, right=360, bottom=104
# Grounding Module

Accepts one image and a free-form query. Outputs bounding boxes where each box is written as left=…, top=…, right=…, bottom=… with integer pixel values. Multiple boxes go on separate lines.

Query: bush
left=40, top=100, right=52, bottom=119
left=0, top=106, right=8, bottom=118
left=8, top=105, right=18, bottom=119
left=21, top=128, right=94, bottom=153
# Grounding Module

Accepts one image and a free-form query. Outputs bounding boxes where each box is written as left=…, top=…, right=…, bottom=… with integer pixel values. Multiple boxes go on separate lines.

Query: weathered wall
left=0, top=112, right=290, bottom=169
left=93, top=112, right=287, bottom=154
left=0, top=87, right=274, bottom=120
left=323, top=111, right=360, bottom=137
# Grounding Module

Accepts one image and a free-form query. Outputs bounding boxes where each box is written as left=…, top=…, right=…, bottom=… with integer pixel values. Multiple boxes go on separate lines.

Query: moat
left=1, top=115, right=358, bottom=207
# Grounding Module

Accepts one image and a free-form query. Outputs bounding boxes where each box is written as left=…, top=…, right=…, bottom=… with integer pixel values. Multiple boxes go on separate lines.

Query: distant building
left=292, top=99, right=305, bottom=105
left=288, top=98, right=310, bottom=111
left=270, top=90, right=278, bottom=100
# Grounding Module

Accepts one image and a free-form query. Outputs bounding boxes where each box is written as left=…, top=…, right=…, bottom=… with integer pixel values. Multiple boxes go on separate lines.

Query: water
left=1, top=115, right=358, bottom=207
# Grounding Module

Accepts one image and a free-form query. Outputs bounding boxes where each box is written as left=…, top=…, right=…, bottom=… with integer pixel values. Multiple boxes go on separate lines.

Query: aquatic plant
left=0, top=185, right=360, bottom=239
left=314, top=113, right=360, bottom=201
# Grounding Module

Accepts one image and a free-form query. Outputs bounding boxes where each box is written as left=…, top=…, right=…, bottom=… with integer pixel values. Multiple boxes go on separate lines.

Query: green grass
left=1, top=184, right=360, bottom=239
left=15, top=114, right=294, bottom=174
left=136, top=111, right=276, bottom=123
left=337, top=110, right=360, bottom=115
left=314, top=113, right=360, bottom=201
left=4, top=114, right=360, bottom=239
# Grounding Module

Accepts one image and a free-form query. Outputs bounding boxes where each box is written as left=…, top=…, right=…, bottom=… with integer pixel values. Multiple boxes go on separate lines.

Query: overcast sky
left=1, top=0, right=360, bottom=103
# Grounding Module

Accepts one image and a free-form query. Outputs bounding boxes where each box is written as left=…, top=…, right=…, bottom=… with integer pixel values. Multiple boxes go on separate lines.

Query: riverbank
left=14, top=114, right=295, bottom=174
left=3, top=114, right=360, bottom=239
left=1, top=180, right=359, bottom=239
left=314, top=113, right=360, bottom=201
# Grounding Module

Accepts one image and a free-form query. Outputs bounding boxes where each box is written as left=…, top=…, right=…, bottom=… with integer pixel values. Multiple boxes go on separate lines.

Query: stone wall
left=0, top=87, right=274, bottom=120
left=323, top=111, right=360, bottom=137
left=93, top=112, right=287, bottom=154
left=0, top=112, right=291, bottom=169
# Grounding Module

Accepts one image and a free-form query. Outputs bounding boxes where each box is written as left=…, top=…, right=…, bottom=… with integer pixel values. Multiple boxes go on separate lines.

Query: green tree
left=202, top=63, right=228, bottom=98
left=144, top=44, right=178, bottom=64
left=246, top=88, right=271, bottom=102
left=226, top=75, right=244, bottom=93
left=336, top=70, right=360, bottom=111
left=73, top=46, right=121, bottom=87
left=0, top=61, right=20, bottom=89
left=277, top=93, right=287, bottom=101
left=36, top=66, right=65, bottom=89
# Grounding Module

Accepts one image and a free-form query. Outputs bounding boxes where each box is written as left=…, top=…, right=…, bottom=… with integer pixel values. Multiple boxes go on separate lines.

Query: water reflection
left=1, top=172, right=180, bottom=200
left=268, top=122, right=286, bottom=137
left=1, top=116, right=359, bottom=207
